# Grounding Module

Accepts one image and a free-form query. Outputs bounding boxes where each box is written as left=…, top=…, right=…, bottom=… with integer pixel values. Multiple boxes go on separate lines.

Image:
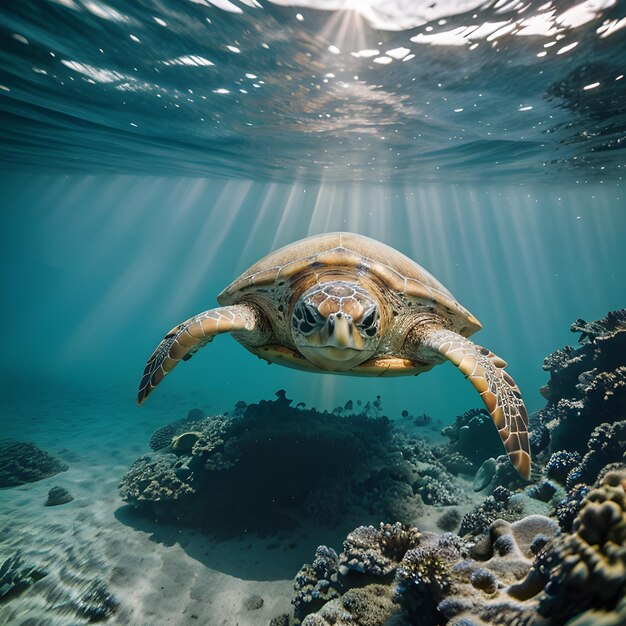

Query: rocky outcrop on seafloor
left=120, top=392, right=466, bottom=533
left=0, top=441, right=68, bottom=487
left=45, top=485, right=74, bottom=506
left=277, top=469, right=626, bottom=626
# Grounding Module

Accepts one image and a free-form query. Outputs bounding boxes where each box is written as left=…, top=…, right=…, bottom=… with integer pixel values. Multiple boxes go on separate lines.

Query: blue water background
left=2, top=175, right=624, bottom=427
left=0, top=0, right=625, bottom=428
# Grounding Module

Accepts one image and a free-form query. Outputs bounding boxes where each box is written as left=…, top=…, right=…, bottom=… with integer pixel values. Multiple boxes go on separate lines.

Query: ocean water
left=1, top=1, right=625, bottom=624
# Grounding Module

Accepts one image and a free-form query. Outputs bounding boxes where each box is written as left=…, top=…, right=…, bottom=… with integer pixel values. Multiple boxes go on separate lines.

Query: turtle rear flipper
left=137, top=303, right=258, bottom=405
left=417, top=328, right=531, bottom=480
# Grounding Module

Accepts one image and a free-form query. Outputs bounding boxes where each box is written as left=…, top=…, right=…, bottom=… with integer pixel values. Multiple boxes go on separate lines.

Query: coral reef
left=293, top=546, right=342, bottom=621
left=437, top=509, right=461, bottom=532
left=538, top=309, right=626, bottom=452
left=293, top=523, right=421, bottom=624
left=459, top=486, right=523, bottom=537
left=0, top=441, right=68, bottom=487
left=439, top=408, right=503, bottom=468
left=534, top=310, right=626, bottom=538
left=121, top=392, right=459, bottom=533
left=119, top=452, right=195, bottom=503
left=0, top=552, right=47, bottom=601
left=339, top=523, right=421, bottom=578
left=45, top=485, right=73, bottom=506
left=284, top=514, right=565, bottom=626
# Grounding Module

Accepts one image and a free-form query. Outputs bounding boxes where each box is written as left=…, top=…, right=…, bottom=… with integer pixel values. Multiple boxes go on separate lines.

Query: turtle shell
left=218, top=232, right=480, bottom=331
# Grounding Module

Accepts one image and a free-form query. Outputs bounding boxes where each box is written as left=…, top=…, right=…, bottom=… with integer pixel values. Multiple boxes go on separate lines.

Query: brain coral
left=538, top=469, right=626, bottom=622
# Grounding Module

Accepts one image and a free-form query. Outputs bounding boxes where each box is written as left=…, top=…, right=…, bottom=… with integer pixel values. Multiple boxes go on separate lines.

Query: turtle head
left=291, top=281, right=380, bottom=370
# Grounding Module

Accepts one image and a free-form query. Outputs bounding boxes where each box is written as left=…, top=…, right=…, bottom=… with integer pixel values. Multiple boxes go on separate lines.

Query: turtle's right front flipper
left=137, top=303, right=258, bottom=405
left=413, top=327, right=531, bottom=480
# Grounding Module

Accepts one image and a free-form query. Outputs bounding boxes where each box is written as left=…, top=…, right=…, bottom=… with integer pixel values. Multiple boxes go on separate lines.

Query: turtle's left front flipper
left=417, top=328, right=531, bottom=480
left=137, top=303, right=258, bottom=405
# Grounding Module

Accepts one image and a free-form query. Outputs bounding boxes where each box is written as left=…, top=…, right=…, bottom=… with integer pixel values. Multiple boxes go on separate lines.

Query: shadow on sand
left=114, top=504, right=364, bottom=581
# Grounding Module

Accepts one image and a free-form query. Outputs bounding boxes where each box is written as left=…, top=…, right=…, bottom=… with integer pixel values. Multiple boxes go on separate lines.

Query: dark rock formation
left=0, top=441, right=68, bottom=487
left=122, top=393, right=439, bottom=533
left=439, top=408, right=503, bottom=467
left=45, top=486, right=73, bottom=506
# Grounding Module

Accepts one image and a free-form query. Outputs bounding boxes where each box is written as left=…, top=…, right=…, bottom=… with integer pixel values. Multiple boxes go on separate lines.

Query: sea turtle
left=137, top=232, right=530, bottom=479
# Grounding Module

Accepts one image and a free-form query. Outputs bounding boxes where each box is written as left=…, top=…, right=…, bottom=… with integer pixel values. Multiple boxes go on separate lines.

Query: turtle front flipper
left=137, top=304, right=258, bottom=405
left=418, top=328, right=531, bottom=480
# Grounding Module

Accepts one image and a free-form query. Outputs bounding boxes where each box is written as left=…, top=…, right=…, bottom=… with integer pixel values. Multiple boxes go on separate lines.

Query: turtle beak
left=324, top=314, right=363, bottom=350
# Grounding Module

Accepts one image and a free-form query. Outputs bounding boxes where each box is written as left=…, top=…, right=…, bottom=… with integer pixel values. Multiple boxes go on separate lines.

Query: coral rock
left=293, top=546, right=342, bottom=621
left=119, top=453, right=195, bottom=503
left=340, top=523, right=421, bottom=577
left=441, top=409, right=503, bottom=466
left=0, top=441, right=68, bottom=488
left=301, top=584, right=403, bottom=626
left=45, top=485, right=73, bottom=506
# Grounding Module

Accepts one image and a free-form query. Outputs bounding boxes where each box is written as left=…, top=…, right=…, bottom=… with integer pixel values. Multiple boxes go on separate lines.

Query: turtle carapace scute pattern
left=137, top=232, right=531, bottom=479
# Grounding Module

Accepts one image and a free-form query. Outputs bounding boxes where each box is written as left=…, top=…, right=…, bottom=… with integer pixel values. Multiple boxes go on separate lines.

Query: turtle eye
left=361, top=309, right=376, bottom=328
left=303, top=304, right=319, bottom=326
left=358, top=308, right=379, bottom=338
left=293, top=302, right=322, bottom=336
